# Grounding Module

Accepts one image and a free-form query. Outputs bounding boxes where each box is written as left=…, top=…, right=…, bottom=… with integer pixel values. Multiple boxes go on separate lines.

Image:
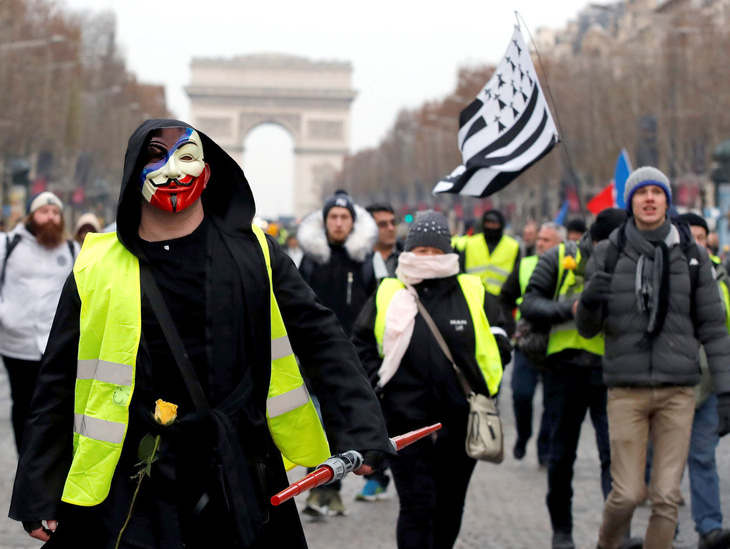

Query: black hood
left=481, top=209, right=505, bottom=231
left=116, top=118, right=256, bottom=256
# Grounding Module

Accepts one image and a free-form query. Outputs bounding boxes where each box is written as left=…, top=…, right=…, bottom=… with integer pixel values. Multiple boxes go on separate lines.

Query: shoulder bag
left=414, top=298, right=504, bottom=464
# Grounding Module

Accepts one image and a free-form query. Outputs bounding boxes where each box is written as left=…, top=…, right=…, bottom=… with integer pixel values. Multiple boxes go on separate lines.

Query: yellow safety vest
left=373, top=275, right=502, bottom=396
left=62, top=227, right=330, bottom=507
left=464, top=234, right=520, bottom=296
left=451, top=234, right=470, bottom=253
left=711, top=255, right=730, bottom=332
left=515, top=255, right=539, bottom=321
left=546, top=243, right=604, bottom=357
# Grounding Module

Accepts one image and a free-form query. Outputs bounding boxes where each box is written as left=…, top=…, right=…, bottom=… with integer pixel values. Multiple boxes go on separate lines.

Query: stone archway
left=186, top=53, right=356, bottom=218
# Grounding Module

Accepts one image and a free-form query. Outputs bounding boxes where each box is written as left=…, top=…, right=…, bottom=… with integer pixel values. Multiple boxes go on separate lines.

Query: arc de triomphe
left=186, top=54, right=356, bottom=219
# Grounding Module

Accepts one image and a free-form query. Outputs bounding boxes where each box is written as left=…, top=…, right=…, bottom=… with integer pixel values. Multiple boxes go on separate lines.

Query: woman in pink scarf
left=352, top=210, right=512, bottom=549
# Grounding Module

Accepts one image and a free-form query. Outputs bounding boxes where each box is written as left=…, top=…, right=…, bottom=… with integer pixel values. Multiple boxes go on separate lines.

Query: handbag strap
left=414, top=297, right=490, bottom=399
left=140, top=263, right=209, bottom=411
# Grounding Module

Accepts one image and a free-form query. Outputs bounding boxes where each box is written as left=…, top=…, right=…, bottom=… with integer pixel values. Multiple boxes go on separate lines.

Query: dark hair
left=366, top=203, right=394, bottom=216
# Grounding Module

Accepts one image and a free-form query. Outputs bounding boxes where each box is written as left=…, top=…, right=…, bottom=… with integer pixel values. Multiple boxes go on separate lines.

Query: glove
left=717, top=393, right=730, bottom=437
left=580, top=271, right=614, bottom=310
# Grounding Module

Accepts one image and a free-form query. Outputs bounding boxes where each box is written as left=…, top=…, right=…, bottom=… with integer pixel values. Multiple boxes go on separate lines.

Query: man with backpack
left=0, top=191, right=78, bottom=452
left=576, top=167, right=730, bottom=549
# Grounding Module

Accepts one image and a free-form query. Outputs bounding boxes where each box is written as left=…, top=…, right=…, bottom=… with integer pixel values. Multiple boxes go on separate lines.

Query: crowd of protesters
left=2, top=153, right=730, bottom=549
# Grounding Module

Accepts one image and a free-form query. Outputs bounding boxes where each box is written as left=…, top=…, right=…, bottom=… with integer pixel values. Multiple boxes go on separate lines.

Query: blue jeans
left=511, top=349, right=551, bottom=464
left=688, top=393, right=723, bottom=536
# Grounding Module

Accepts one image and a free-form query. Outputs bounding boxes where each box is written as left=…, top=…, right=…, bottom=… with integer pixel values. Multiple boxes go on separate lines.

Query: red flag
left=587, top=183, right=615, bottom=215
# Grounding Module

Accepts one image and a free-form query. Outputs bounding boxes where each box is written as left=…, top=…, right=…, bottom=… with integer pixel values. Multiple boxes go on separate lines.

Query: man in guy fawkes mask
left=459, top=209, right=521, bottom=297
left=9, top=120, right=392, bottom=549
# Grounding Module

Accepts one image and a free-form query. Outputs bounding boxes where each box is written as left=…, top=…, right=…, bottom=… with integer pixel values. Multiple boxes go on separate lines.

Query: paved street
left=0, top=363, right=727, bottom=548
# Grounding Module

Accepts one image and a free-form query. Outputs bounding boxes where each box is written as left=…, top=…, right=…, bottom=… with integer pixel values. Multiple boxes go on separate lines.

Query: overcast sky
left=63, top=0, right=599, bottom=218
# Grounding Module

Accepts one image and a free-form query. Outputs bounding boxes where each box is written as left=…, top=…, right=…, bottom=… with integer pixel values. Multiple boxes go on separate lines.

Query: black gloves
left=717, top=393, right=730, bottom=437
left=580, top=271, right=614, bottom=310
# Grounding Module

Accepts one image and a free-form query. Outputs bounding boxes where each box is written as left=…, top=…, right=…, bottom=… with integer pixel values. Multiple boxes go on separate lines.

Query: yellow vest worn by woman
left=62, top=226, right=329, bottom=506
left=373, top=275, right=503, bottom=396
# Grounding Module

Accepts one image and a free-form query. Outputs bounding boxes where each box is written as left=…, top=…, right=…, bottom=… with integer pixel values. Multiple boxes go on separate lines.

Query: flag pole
left=514, top=11, right=587, bottom=221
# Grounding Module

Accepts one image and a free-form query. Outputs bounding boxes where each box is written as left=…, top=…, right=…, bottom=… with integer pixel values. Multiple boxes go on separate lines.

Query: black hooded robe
left=9, top=119, right=392, bottom=548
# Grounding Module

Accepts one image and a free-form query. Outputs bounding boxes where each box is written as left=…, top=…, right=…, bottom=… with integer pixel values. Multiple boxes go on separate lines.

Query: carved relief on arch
left=239, top=113, right=301, bottom=144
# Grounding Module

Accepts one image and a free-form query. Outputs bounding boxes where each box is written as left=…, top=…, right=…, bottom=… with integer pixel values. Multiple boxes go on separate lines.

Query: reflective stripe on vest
left=515, top=255, right=539, bottom=321
left=373, top=275, right=503, bottom=396
left=547, top=243, right=604, bottom=357
left=464, top=234, right=519, bottom=296
left=63, top=232, right=140, bottom=507
left=63, top=227, right=330, bottom=507
left=251, top=225, right=330, bottom=471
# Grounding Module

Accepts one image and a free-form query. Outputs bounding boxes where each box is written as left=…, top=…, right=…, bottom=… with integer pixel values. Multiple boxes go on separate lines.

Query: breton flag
left=433, top=26, right=560, bottom=197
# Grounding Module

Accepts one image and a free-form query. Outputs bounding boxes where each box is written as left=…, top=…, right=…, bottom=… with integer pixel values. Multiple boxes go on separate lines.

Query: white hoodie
left=0, top=224, right=79, bottom=360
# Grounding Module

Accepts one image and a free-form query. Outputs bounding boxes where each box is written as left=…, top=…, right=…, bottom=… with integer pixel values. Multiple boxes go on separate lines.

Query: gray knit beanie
left=624, top=166, right=672, bottom=213
left=404, top=210, right=452, bottom=254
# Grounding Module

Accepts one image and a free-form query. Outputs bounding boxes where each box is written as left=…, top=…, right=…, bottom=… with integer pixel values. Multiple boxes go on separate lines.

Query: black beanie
left=677, top=212, right=708, bottom=235
left=323, top=190, right=356, bottom=221
left=404, top=210, right=453, bottom=254
left=589, top=208, right=628, bottom=242
left=566, top=219, right=587, bottom=235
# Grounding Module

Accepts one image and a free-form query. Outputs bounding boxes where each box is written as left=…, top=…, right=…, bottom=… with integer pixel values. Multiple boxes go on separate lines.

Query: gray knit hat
left=624, top=166, right=672, bottom=213
left=404, top=210, right=452, bottom=254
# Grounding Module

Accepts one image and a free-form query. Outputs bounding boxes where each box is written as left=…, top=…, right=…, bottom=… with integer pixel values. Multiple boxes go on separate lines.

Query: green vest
left=62, top=227, right=330, bottom=507
left=373, top=275, right=503, bottom=396
left=546, top=243, right=604, bottom=357
left=464, top=234, right=520, bottom=296
left=515, top=255, right=539, bottom=321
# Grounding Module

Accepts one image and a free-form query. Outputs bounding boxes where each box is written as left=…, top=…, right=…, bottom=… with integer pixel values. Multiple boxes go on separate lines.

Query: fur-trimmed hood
left=298, top=204, right=377, bottom=265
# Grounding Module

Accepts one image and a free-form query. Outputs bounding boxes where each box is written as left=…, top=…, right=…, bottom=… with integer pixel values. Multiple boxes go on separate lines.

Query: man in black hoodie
left=8, top=120, right=392, bottom=548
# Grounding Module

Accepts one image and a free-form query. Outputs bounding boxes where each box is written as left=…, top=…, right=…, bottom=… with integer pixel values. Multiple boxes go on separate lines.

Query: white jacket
left=0, top=224, right=79, bottom=360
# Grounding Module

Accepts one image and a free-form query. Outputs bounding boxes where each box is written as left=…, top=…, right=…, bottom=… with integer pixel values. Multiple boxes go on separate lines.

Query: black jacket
left=9, top=119, right=392, bottom=549
left=576, top=219, right=730, bottom=390
left=352, top=275, right=511, bottom=440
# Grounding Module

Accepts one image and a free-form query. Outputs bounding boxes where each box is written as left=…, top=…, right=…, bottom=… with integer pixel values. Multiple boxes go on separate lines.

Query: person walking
left=576, top=168, right=730, bottom=549
left=521, top=210, right=627, bottom=549
left=676, top=212, right=730, bottom=549
left=499, top=221, right=565, bottom=467
left=353, top=210, right=512, bottom=549
left=297, top=189, right=379, bottom=517
left=0, top=191, right=78, bottom=452
left=9, top=120, right=393, bottom=548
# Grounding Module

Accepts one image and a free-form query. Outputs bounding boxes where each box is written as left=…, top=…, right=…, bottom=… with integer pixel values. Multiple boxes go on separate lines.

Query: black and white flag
left=433, top=26, right=559, bottom=197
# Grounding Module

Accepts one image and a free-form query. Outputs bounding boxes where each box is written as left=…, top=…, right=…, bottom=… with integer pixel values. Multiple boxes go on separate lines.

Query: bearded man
left=0, top=191, right=78, bottom=452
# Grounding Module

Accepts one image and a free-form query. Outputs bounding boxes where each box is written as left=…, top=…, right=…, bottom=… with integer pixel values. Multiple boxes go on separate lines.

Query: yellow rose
left=562, top=256, right=577, bottom=271
left=154, top=399, right=178, bottom=426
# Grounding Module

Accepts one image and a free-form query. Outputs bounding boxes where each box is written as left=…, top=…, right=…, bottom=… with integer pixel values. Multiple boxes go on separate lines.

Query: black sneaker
left=552, top=532, right=575, bottom=549
left=698, top=528, right=730, bottom=549
left=513, top=440, right=526, bottom=460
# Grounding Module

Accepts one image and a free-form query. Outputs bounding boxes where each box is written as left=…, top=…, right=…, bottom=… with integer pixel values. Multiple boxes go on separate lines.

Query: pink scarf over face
left=376, top=252, right=460, bottom=388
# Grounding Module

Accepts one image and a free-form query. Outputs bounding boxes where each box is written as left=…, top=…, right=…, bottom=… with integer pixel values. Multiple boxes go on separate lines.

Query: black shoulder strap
left=1, top=233, right=22, bottom=292
left=67, top=240, right=76, bottom=261
left=140, top=263, right=209, bottom=411
left=602, top=224, right=626, bottom=275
